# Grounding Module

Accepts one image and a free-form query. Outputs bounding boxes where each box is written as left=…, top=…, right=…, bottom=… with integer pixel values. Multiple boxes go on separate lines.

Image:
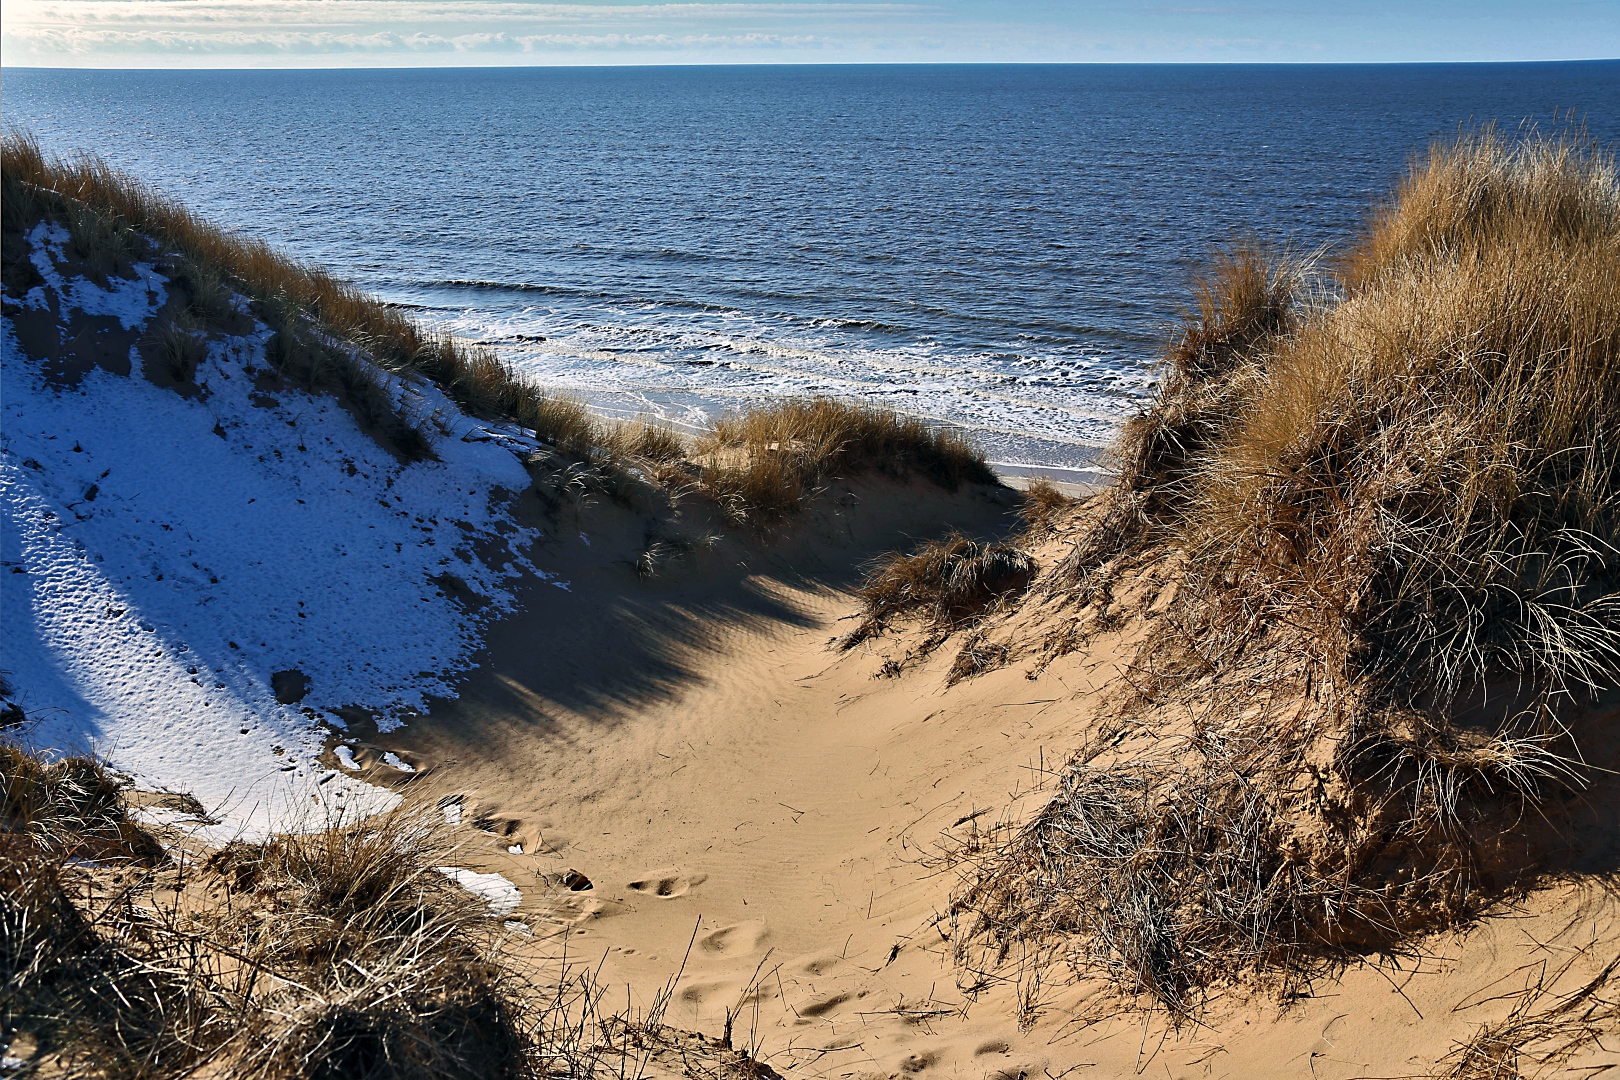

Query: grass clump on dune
left=3, top=741, right=538, bottom=1079
left=1014, top=478, right=1075, bottom=536
left=839, top=479, right=1075, bottom=678
left=952, top=128, right=1620, bottom=1016
left=842, top=535, right=1035, bottom=682
left=694, top=398, right=995, bottom=528
left=3, top=738, right=782, bottom=1079
left=850, top=535, right=1036, bottom=639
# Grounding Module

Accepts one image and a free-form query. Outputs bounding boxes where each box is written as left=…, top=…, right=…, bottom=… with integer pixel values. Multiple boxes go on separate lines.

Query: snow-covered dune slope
left=1, top=221, right=555, bottom=837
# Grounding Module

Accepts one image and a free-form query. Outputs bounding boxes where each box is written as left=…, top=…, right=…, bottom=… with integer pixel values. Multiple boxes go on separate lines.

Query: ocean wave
left=415, top=279, right=754, bottom=316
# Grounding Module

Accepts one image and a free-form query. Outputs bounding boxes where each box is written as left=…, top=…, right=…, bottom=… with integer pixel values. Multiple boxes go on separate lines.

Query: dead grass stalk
left=3, top=737, right=776, bottom=1079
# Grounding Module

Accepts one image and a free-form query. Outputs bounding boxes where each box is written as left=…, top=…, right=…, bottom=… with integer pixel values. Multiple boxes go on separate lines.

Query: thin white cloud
left=5, top=25, right=834, bottom=53
left=1, top=0, right=1609, bottom=65
left=3, top=0, right=910, bottom=60
left=8, top=0, right=919, bottom=26
left=0, top=0, right=913, bottom=61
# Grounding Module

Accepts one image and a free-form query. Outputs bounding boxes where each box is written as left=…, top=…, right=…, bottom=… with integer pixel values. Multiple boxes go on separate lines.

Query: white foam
left=425, top=296, right=1137, bottom=467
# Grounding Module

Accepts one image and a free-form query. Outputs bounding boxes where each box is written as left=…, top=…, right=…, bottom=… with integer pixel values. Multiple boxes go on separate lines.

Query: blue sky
left=3, top=1, right=1617, bottom=68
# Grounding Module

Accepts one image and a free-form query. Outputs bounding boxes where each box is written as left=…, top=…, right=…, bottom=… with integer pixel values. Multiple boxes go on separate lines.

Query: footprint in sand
left=679, top=978, right=734, bottom=1006
left=539, top=893, right=612, bottom=926
left=797, top=952, right=844, bottom=977
left=796, top=992, right=849, bottom=1018
left=539, top=868, right=594, bottom=892
left=627, top=867, right=706, bottom=898
left=698, top=920, right=768, bottom=956
left=898, top=1051, right=937, bottom=1074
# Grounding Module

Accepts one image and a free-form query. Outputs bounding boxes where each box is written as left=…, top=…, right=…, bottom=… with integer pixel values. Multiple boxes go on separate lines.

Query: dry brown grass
left=842, top=534, right=1035, bottom=683
left=1016, top=478, right=1075, bottom=535
left=1433, top=953, right=1619, bottom=1080
left=200, top=820, right=534, bottom=1079
left=4, top=742, right=203, bottom=1077
left=598, top=418, right=688, bottom=465
left=2, top=738, right=786, bottom=1079
left=1085, top=127, right=1620, bottom=708
left=1, top=741, right=162, bottom=865
left=696, top=399, right=995, bottom=528
left=838, top=478, right=1077, bottom=681
left=952, top=128, right=1620, bottom=1016
left=3, top=741, right=535, bottom=1078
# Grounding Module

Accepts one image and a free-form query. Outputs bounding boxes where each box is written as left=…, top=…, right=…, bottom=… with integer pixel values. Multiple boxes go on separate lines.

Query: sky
left=2, top=0, right=1617, bottom=69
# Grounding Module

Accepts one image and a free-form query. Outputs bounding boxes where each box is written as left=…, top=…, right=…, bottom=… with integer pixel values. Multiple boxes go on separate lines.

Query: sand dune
left=337, top=484, right=1619, bottom=1079
left=7, top=129, right=1617, bottom=1078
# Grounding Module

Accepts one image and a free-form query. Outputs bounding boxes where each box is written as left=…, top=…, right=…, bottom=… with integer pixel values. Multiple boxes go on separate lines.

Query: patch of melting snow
left=333, top=745, right=361, bottom=771
left=24, top=222, right=166, bottom=329
left=440, top=797, right=464, bottom=826
left=507, top=843, right=523, bottom=854
left=437, top=867, right=523, bottom=916
left=382, top=751, right=416, bottom=773
left=1, top=222, right=551, bottom=838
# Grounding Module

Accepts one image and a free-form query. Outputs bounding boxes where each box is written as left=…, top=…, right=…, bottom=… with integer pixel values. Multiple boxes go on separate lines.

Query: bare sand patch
left=372, top=481, right=1619, bottom=1079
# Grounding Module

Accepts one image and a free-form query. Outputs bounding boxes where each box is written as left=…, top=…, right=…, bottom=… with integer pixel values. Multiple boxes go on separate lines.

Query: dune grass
left=1434, top=951, right=1619, bottom=1080
left=852, top=535, right=1036, bottom=634
left=2, top=741, right=536, bottom=1078
left=1015, top=478, right=1075, bottom=536
left=695, top=398, right=995, bottom=527
left=1101, top=125, right=1620, bottom=728
left=838, top=478, right=1076, bottom=678
left=952, top=128, right=1620, bottom=1016
left=4, top=738, right=778, bottom=1079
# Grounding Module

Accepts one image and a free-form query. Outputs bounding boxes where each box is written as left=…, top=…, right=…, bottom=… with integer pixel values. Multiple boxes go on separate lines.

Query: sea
left=5, top=62, right=1619, bottom=478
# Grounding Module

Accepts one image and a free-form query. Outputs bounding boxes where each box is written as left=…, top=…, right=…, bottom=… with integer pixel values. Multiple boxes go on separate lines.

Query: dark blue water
left=6, top=63, right=1618, bottom=473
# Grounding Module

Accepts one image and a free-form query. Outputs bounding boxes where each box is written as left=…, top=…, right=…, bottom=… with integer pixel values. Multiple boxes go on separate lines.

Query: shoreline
left=990, top=460, right=1109, bottom=495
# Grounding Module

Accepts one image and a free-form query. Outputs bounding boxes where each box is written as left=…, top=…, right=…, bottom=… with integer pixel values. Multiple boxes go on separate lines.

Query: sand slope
left=346, top=487, right=1620, bottom=1079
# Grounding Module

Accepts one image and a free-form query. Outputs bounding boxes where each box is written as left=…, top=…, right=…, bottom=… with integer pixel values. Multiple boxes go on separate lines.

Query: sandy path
left=367, top=482, right=1620, bottom=1079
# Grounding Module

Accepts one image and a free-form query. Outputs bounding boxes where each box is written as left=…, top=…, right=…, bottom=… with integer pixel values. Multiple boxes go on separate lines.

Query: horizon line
left=7, top=56, right=1619, bottom=73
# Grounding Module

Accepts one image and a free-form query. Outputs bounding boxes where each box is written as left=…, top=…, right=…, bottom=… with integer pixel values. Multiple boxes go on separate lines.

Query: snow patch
left=1, top=225, right=551, bottom=837
left=23, top=221, right=167, bottom=329
left=437, top=867, right=523, bottom=916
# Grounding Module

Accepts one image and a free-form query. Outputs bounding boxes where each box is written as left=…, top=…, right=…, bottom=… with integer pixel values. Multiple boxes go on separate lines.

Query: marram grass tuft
left=953, top=128, right=1620, bottom=1018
